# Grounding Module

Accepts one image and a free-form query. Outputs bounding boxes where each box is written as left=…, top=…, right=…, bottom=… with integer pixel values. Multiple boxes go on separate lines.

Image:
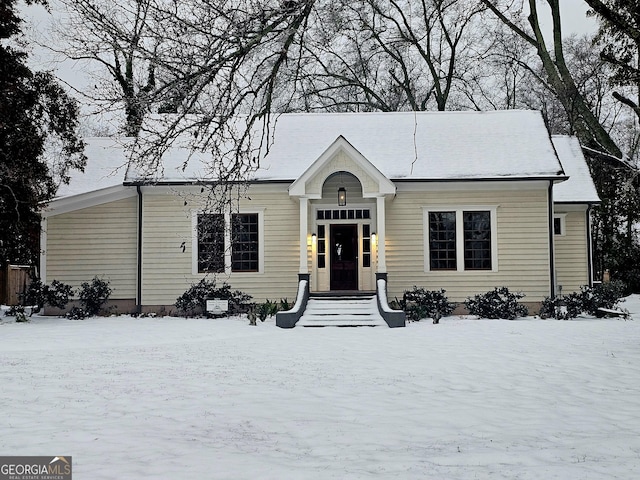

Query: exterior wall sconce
left=371, top=232, right=377, bottom=246
left=338, top=186, right=347, bottom=206
left=312, top=233, right=317, bottom=243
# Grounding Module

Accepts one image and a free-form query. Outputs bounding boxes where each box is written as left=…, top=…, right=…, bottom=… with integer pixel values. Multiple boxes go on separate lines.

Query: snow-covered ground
left=1, top=298, right=640, bottom=479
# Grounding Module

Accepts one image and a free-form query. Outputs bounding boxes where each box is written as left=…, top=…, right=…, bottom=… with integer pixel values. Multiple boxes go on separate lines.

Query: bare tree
left=479, top=0, right=625, bottom=161
left=288, top=0, right=488, bottom=112
left=585, top=0, right=640, bottom=121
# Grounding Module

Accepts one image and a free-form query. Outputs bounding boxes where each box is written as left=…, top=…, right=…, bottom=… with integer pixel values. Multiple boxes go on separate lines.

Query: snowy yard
left=2, top=299, right=640, bottom=479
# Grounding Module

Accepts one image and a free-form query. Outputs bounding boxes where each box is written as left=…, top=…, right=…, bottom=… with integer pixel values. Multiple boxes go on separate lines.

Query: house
left=40, top=110, right=600, bottom=324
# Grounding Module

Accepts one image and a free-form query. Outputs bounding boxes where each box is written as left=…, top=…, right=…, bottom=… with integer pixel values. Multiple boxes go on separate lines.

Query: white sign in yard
left=206, top=299, right=229, bottom=314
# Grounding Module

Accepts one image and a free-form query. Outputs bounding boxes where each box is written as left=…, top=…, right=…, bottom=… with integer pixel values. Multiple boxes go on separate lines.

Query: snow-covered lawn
left=2, top=299, right=640, bottom=479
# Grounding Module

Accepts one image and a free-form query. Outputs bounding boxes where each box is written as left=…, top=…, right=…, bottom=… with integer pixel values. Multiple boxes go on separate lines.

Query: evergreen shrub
left=175, top=279, right=252, bottom=317
left=401, top=287, right=456, bottom=323
left=464, top=287, right=528, bottom=320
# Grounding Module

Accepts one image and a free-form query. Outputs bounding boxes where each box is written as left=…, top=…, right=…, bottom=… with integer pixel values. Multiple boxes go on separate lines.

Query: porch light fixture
left=338, top=186, right=347, bottom=206
left=371, top=232, right=377, bottom=246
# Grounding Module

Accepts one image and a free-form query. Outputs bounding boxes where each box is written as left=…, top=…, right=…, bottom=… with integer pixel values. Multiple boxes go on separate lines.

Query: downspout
left=136, top=185, right=143, bottom=314
left=548, top=181, right=556, bottom=297
left=586, top=205, right=594, bottom=287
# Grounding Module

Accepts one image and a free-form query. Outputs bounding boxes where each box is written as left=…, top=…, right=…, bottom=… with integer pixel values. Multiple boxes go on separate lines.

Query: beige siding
left=555, top=209, right=589, bottom=293
left=385, top=185, right=552, bottom=303
left=141, top=186, right=300, bottom=306
left=45, top=197, right=138, bottom=299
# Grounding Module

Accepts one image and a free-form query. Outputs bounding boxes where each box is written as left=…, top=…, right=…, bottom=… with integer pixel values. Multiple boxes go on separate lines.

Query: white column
left=299, top=197, right=309, bottom=274
left=376, top=196, right=387, bottom=273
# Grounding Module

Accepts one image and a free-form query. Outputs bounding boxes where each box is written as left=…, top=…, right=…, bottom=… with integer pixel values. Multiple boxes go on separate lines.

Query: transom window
left=317, top=208, right=370, bottom=220
left=424, top=207, right=497, bottom=272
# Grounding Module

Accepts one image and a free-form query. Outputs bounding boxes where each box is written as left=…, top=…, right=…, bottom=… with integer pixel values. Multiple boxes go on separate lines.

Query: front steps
left=296, top=294, right=386, bottom=327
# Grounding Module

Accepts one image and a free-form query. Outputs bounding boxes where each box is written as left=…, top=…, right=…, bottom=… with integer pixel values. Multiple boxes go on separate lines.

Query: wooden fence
left=0, top=265, right=34, bottom=306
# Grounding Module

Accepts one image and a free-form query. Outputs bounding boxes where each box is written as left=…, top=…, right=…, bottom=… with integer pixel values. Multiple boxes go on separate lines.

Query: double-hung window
left=231, top=213, right=259, bottom=272
left=463, top=211, right=492, bottom=270
left=425, top=207, right=497, bottom=272
left=195, top=211, right=263, bottom=274
left=197, top=214, right=225, bottom=273
left=429, top=212, right=457, bottom=270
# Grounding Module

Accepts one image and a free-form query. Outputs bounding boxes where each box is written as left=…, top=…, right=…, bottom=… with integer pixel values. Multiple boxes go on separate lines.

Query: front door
left=330, top=224, right=358, bottom=290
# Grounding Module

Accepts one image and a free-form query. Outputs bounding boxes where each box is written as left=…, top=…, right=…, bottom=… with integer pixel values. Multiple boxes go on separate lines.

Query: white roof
left=552, top=136, right=600, bottom=204
left=252, top=110, right=563, bottom=181
left=54, top=137, right=131, bottom=199
left=55, top=111, right=597, bottom=203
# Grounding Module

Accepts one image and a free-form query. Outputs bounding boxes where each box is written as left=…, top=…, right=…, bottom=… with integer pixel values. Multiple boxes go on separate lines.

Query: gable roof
left=253, top=110, right=563, bottom=182
left=55, top=110, right=571, bottom=201
left=551, top=136, right=600, bottom=204
left=289, top=135, right=396, bottom=198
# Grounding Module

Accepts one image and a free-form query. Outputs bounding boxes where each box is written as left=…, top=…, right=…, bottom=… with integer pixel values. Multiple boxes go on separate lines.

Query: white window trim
left=553, top=214, right=566, bottom=236
left=423, top=206, right=498, bottom=273
left=192, top=208, right=265, bottom=275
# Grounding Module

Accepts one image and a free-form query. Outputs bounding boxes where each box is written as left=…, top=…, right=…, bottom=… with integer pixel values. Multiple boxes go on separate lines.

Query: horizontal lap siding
left=385, top=187, right=551, bottom=302
left=141, top=193, right=192, bottom=307
left=45, top=197, right=138, bottom=299
left=555, top=210, right=588, bottom=293
left=141, top=187, right=299, bottom=306
left=235, top=191, right=300, bottom=302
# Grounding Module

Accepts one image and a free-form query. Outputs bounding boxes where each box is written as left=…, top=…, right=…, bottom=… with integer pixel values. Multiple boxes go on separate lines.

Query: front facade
left=41, top=111, right=600, bottom=314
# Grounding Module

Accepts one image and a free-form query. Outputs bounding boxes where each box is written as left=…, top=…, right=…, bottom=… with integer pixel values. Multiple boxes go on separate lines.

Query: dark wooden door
left=330, top=224, right=358, bottom=290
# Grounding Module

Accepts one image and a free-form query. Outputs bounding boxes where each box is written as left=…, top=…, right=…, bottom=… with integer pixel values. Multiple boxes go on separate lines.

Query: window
left=463, top=211, right=491, bottom=270
left=362, top=224, right=371, bottom=268
left=424, top=207, right=497, bottom=272
left=197, top=214, right=224, bottom=273
left=231, top=213, right=259, bottom=272
left=429, top=212, right=457, bottom=270
left=553, top=215, right=566, bottom=236
left=317, top=208, right=370, bottom=220
left=194, top=210, right=263, bottom=275
left=317, top=225, right=326, bottom=269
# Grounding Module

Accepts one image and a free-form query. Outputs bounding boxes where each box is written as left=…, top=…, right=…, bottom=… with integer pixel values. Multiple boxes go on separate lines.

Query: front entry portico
left=288, top=135, right=396, bottom=293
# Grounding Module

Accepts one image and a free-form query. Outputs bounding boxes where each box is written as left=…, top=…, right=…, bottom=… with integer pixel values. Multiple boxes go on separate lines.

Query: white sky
left=18, top=0, right=599, bottom=111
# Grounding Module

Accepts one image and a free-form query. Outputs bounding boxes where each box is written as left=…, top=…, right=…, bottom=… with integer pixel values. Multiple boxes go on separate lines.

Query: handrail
left=276, top=276, right=310, bottom=328
left=376, top=275, right=406, bottom=328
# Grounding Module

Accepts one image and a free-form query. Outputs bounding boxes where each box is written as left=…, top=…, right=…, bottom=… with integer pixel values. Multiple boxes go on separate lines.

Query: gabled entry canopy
left=288, top=136, right=396, bottom=199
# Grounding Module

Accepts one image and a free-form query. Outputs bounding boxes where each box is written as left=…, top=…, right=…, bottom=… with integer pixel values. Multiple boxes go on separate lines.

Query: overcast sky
left=18, top=0, right=599, bottom=123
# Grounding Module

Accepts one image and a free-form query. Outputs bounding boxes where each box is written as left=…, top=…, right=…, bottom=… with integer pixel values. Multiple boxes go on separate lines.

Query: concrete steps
left=297, top=295, right=386, bottom=327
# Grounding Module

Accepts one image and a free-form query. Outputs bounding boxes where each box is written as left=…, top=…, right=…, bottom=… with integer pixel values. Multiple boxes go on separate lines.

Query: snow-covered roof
left=552, top=136, right=600, bottom=204
left=54, top=137, right=131, bottom=199
left=252, top=110, right=563, bottom=181
left=56, top=110, right=577, bottom=200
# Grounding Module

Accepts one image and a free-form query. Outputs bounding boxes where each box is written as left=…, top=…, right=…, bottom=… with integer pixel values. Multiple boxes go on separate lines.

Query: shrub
left=6, top=305, right=28, bottom=322
left=45, top=280, right=74, bottom=310
left=175, top=279, right=252, bottom=317
left=464, top=287, right=528, bottom=320
left=20, top=278, right=74, bottom=314
left=581, top=281, right=625, bottom=316
left=78, top=276, right=112, bottom=316
left=66, top=306, right=89, bottom=320
left=539, top=292, right=583, bottom=320
left=20, top=277, right=45, bottom=315
left=279, top=298, right=291, bottom=311
left=255, top=299, right=279, bottom=323
left=401, top=287, right=456, bottom=323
